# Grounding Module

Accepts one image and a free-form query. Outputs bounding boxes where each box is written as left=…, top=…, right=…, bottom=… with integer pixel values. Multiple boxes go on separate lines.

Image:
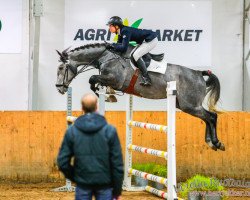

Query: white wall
left=38, top=0, right=66, bottom=109
left=0, top=0, right=29, bottom=110
left=38, top=0, right=244, bottom=111
left=211, top=0, right=243, bottom=111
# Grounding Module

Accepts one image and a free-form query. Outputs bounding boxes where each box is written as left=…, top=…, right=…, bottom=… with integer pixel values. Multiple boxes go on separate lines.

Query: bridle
left=55, top=45, right=131, bottom=89
left=55, top=64, right=77, bottom=88
left=55, top=49, right=108, bottom=88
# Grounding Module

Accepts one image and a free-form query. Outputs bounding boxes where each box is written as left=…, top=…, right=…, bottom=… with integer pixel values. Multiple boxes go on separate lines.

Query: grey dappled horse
left=55, top=43, right=225, bottom=151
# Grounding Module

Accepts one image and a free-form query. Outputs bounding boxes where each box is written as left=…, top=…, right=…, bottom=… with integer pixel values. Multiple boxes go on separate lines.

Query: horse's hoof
left=211, top=146, right=217, bottom=151
left=214, top=141, right=225, bottom=151
left=106, top=87, right=116, bottom=94
left=206, top=141, right=217, bottom=151
left=105, top=95, right=117, bottom=103
left=218, top=142, right=225, bottom=151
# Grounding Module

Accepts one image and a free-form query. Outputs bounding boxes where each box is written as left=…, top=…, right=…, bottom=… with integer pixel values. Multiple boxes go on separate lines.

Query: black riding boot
left=136, top=58, right=152, bottom=86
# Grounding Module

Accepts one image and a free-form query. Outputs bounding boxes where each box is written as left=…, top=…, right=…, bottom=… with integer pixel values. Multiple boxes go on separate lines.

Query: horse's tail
left=202, top=70, right=221, bottom=112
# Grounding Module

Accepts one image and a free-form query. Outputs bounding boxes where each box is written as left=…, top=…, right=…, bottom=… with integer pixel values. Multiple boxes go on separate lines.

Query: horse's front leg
left=89, top=74, right=115, bottom=96
left=89, top=75, right=99, bottom=96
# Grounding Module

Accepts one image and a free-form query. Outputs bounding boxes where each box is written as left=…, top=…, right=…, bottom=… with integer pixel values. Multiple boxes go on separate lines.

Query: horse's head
left=55, top=43, right=120, bottom=94
left=55, top=49, right=77, bottom=94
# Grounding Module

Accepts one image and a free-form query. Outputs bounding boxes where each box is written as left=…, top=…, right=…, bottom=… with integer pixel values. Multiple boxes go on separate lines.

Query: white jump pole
left=128, top=168, right=168, bottom=185
left=123, top=94, right=136, bottom=190
left=127, top=144, right=167, bottom=159
left=123, top=94, right=145, bottom=191
left=167, top=81, right=177, bottom=200
left=128, top=121, right=168, bottom=132
left=52, top=87, right=75, bottom=192
left=65, top=87, right=76, bottom=191
left=98, top=86, right=106, bottom=116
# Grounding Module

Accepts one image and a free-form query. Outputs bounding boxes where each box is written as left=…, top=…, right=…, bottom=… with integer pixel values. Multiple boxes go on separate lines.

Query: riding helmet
left=106, top=16, right=123, bottom=27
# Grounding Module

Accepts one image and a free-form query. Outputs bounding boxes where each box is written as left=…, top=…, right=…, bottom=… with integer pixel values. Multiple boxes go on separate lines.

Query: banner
left=64, top=0, right=211, bottom=66
left=0, top=0, right=22, bottom=53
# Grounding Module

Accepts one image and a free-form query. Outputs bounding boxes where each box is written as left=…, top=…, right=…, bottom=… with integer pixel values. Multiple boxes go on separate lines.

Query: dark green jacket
left=57, top=112, right=124, bottom=196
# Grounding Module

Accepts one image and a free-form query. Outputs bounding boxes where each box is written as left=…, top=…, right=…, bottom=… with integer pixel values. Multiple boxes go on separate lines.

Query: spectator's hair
left=81, top=94, right=98, bottom=113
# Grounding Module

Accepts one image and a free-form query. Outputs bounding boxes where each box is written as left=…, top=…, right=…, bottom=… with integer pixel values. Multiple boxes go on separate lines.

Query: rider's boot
left=136, top=58, right=152, bottom=86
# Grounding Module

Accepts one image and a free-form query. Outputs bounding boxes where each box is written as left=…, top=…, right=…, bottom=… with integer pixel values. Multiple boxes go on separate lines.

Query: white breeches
left=133, top=38, right=158, bottom=61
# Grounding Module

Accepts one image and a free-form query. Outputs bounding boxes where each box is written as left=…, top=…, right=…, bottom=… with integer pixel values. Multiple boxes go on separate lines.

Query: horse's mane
left=57, top=43, right=106, bottom=63
left=69, top=43, right=106, bottom=53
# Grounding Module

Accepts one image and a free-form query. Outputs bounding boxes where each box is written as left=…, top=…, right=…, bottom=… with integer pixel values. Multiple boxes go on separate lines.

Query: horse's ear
left=56, top=50, right=63, bottom=57
left=62, top=46, right=71, bottom=54
left=56, top=50, right=67, bottom=63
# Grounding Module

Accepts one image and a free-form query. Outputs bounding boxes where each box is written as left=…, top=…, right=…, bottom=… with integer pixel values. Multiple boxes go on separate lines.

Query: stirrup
left=140, top=76, right=152, bottom=86
left=140, top=81, right=152, bottom=86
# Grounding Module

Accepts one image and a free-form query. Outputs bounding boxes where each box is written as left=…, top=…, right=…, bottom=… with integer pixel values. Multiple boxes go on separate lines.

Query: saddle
left=124, top=47, right=165, bottom=96
left=107, top=45, right=166, bottom=97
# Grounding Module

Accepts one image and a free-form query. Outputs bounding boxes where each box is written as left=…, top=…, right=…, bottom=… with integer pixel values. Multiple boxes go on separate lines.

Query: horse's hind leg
left=204, top=121, right=217, bottom=150
left=181, top=106, right=225, bottom=151
left=205, top=110, right=225, bottom=151
left=178, top=104, right=217, bottom=150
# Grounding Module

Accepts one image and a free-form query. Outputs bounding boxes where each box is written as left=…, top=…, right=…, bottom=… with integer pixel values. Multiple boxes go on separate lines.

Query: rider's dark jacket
left=112, top=26, right=157, bottom=53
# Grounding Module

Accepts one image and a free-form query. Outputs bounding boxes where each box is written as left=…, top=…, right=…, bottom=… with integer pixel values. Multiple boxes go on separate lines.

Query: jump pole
left=52, top=87, right=75, bottom=192
left=167, top=81, right=177, bottom=200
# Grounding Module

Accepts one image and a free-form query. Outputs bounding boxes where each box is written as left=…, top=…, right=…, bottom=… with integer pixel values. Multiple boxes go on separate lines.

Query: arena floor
left=0, top=182, right=159, bottom=200
left=0, top=182, right=249, bottom=200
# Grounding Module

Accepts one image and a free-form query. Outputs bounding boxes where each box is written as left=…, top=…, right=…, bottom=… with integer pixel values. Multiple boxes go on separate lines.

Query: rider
left=106, top=16, right=158, bottom=86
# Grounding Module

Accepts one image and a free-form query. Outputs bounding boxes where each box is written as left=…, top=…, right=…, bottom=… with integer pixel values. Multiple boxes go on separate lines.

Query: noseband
left=55, top=64, right=77, bottom=88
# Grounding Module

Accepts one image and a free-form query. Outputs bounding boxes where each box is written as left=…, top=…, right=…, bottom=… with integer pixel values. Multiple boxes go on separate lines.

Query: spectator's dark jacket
left=112, top=25, right=157, bottom=53
left=57, top=112, right=124, bottom=196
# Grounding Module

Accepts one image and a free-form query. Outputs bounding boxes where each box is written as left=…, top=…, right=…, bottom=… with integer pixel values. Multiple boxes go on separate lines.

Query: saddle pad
left=130, top=59, right=167, bottom=75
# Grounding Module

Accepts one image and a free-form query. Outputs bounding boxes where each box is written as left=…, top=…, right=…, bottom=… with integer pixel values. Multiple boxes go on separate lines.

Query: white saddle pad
left=130, top=59, right=167, bottom=75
